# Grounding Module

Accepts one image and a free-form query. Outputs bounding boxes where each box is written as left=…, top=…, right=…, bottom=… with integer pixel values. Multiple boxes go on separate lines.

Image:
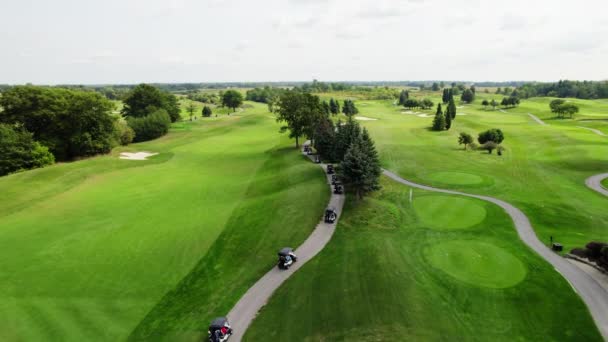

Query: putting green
left=425, top=171, right=484, bottom=185
left=413, top=195, right=486, bottom=230
left=424, top=240, right=527, bottom=288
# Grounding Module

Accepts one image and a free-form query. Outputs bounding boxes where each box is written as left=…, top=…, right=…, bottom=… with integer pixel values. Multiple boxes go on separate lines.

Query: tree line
left=518, top=80, right=608, bottom=99
left=274, top=90, right=380, bottom=198
left=0, top=84, right=186, bottom=176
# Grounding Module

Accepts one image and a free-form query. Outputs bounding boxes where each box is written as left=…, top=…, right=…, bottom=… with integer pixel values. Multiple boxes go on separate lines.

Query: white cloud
left=0, top=0, right=607, bottom=83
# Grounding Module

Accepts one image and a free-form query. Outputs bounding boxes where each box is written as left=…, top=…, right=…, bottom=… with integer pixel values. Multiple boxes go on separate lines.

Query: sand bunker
left=355, top=116, right=378, bottom=121
left=417, top=114, right=433, bottom=118
left=402, top=111, right=421, bottom=115
left=120, top=152, right=158, bottom=160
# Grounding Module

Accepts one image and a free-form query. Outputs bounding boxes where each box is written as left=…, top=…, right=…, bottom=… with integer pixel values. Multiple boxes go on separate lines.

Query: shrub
left=585, top=242, right=608, bottom=258
left=114, top=120, right=135, bottom=146
left=570, top=248, right=591, bottom=259
left=0, top=124, right=55, bottom=176
left=482, top=141, right=498, bottom=154
left=202, top=105, right=212, bottom=117
left=127, top=109, right=171, bottom=142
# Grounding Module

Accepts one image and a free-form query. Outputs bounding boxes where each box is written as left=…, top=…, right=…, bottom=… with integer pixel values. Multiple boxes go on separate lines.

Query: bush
left=0, top=124, right=54, bottom=176
left=585, top=242, right=608, bottom=258
left=202, top=105, right=212, bottom=117
left=127, top=109, right=171, bottom=142
left=570, top=248, right=591, bottom=259
left=482, top=141, right=498, bottom=154
left=114, top=120, right=135, bottom=145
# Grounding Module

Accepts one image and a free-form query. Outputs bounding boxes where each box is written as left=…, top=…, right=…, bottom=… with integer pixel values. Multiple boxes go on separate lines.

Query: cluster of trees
left=480, top=96, right=521, bottom=109
left=461, top=87, right=475, bottom=103
left=122, top=84, right=180, bottom=122
left=457, top=129, right=505, bottom=154
left=1, top=86, right=120, bottom=162
left=518, top=80, right=608, bottom=99
left=245, top=86, right=286, bottom=103
left=477, top=128, right=505, bottom=154
left=432, top=100, right=457, bottom=131
left=275, top=90, right=381, bottom=198
left=121, top=84, right=182, bottom=142
left=549, top=99, right=579, bottom=119
left=403, top=98, right=433, bottom=109
left=186, top=92, right=220, bottom=104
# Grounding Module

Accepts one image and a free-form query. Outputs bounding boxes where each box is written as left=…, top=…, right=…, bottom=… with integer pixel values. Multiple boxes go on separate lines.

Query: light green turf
left=245, top=178, right=601, bottom=341
left=0, top=102, right=329, bottom=341
left=413, top=195, right=487, bottom=230
left=602, top=177, right=608, bottom=190
left=425, top=171, right=484, bottom=185
left=424, top=240, right=527, bottom=288
left=346, top=94, right=608, bottom=250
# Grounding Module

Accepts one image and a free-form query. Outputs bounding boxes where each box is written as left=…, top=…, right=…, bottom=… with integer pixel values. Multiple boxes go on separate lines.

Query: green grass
left=424, top=171, right=484, bottom=185
left=0, top=102, right=329, bottom=341
left=602, top=177, right=608, bottom=189
left=424, top=240, right=527, bottom=288
left=349, top=95, right=608, bottom=250
left=412, top=195, right=487, bottom=230
left=245, top=178, right=601, bottom=341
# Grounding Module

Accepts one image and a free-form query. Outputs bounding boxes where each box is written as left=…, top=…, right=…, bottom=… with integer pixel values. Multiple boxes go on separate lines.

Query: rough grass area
left=0, top=102, right=329, bottom=341
left=244, top=177, right=601, bottom=341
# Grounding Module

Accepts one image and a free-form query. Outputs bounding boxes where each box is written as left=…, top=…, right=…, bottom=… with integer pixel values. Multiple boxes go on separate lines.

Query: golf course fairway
left=244, top=177, right=602, bottom=341
left=0, top=103, right=329, bottom=341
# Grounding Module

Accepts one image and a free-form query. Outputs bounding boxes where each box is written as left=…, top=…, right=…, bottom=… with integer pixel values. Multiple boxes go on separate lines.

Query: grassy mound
left=244, top=178, right=601, bottom=341
left=425, top=171, right=484, bottom=185
left=0, top=103, right=329, bottom=341
left=413, top=195, right=486, bottom=230
left=424, top=240, right=527, bottom=288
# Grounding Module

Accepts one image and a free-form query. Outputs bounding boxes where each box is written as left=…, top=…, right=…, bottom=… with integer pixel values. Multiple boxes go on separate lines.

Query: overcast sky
left=1, top=0, right=607, bottom=84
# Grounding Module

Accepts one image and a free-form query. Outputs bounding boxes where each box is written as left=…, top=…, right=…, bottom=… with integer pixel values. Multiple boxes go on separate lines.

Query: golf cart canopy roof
left=209, top=317, right=229, bottom=329
left=278, top=247, right=293, bottom=256
left=326, top=207, right=336, bottom=212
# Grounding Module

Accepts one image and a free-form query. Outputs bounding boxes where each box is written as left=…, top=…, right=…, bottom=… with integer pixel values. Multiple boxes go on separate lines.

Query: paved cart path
left=578, top=126, right=607, bottom=137
left=586, top=173, right=608, bottom=198
left=528, top=113, right=546, bottom=125
left=383, top=169, right=608, bottom=340
left=226, top=145, right=344, bottom=341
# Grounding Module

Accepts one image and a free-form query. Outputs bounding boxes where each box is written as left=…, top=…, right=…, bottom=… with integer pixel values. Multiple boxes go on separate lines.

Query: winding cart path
left=226, top=144, right=344, bottom=341
left=528, top=113, right=546, bottom=125
left=586, top=173, right=608, bottom=198
left=578, top=126, right=608, bottom=137
left=383, top=169, right=608, bottom=340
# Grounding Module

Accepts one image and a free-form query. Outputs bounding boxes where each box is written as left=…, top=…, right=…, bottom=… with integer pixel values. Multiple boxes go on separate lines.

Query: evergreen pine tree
left=445, top=110, right=452, bottom=130
left=338, top=135, right=381, bottom=199
left=432, top=104, right=446, bottom=131
left=447, top=97, right=457, bottom=119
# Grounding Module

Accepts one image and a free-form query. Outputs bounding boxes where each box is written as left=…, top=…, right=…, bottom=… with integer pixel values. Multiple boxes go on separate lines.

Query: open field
left=245, top=177, right=601, bottom=341
left=344, top=94, right=608, bottom=250
left=0, top=102, right=329, bottom=341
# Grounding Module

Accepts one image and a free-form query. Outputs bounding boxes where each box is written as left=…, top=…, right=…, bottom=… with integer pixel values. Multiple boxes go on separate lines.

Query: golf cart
left=303, top=145, right=311, bottom=153
left=325, top=207, right=338, bottom=223
left=333, top=182, right=344, bottom=194
left=278, top=247, right=298, bottom=270
left=315, top=155, right=321, bottom=163
left=331, top=174, right=337, bottom=185
left=208, top=317, right=232, bottom=342
left=326, top=164, right=335, bottom=174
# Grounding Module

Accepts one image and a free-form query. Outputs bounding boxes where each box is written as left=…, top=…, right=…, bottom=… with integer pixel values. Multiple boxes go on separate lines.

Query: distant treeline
left=518, top=80, right=608, bottom=99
